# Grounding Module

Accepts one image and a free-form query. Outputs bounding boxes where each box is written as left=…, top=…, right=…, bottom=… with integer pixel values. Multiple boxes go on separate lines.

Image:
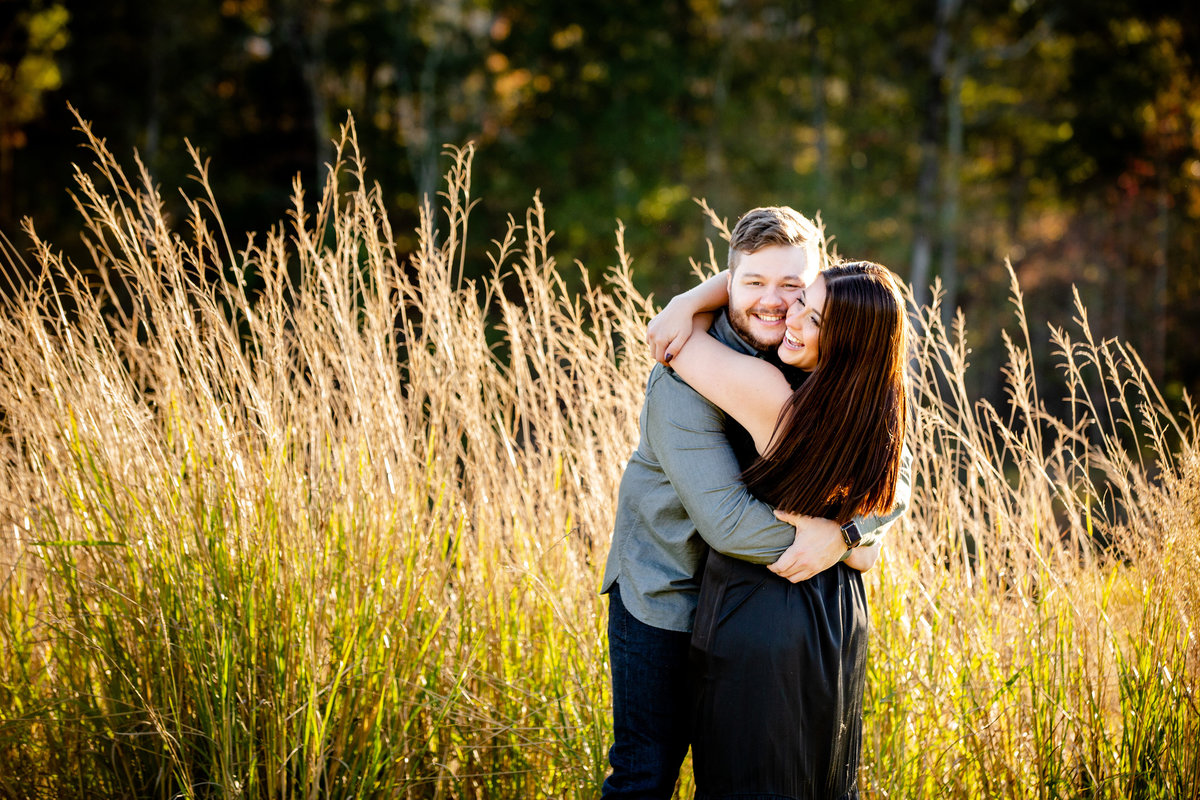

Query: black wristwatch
left=840, top=519, right=863, bottom=549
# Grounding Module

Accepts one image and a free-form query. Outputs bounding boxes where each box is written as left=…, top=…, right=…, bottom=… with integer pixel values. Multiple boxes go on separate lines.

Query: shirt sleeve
left=643, top=367, right=795, bottom=564
left=850, top=441, right=913, bottom=548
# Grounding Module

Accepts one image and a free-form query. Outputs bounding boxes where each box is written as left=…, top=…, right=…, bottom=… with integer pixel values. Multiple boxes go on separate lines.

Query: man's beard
left=727, top=306, right=783, bottom=353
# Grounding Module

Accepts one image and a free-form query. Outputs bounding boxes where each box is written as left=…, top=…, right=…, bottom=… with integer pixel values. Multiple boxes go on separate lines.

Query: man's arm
left=642, top=366, right=797, bottom=563
left=768, top=443, right=913, bottom=582
left=850, top=442, right=913, bottom=547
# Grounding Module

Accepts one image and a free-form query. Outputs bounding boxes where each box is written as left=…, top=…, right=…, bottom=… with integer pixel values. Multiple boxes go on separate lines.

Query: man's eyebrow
left=739, top=272, right=804, bottom=282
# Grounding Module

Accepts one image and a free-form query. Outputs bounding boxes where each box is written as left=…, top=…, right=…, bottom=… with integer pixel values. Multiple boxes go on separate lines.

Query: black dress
left=690, top=548, right=868, bottom=800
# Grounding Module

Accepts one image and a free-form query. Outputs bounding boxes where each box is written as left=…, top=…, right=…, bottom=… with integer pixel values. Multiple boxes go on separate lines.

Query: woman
left=650, top=261, right=908, bottom=800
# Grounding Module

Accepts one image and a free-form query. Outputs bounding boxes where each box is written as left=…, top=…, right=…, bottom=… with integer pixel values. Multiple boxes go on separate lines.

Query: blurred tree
left=1, top=0, right=1198, bottom=402
left=1024, top=2, right=1200, bottom=387
left=0, top=0, right=69, bottom=224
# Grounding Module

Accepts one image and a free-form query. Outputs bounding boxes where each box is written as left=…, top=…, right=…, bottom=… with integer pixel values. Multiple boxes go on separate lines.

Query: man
left=600, top=206, right=910, bottom=798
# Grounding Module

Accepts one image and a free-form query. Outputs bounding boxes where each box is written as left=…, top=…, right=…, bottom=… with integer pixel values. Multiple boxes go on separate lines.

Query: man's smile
left=751, top=311, right=785, bottom=325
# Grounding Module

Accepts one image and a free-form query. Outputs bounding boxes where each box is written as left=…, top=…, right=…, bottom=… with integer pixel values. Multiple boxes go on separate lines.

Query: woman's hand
left=646, top=270, right=731, bottom=364
left=647, top=296, right=700, bottom=365
left=843, top=542, right=881, bottom=572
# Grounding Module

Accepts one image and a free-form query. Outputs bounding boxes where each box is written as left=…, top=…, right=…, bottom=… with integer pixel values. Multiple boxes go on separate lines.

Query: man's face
left=726, top=244, right=818, bottom=351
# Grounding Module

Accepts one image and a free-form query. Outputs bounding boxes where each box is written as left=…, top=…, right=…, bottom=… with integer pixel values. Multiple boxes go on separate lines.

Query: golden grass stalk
left=0, top=114, right=1197, bottom=798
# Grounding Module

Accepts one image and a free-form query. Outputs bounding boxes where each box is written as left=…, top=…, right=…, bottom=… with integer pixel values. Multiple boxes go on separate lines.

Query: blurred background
left=2, top=0, right=1198, bottom=408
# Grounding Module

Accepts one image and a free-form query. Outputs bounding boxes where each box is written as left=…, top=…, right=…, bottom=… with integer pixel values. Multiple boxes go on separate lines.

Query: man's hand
left=768, top=510, right=846, bottom=582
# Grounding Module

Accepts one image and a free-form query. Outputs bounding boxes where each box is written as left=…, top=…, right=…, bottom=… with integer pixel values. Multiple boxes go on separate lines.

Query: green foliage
left=0, top=2, right=69, bottom=126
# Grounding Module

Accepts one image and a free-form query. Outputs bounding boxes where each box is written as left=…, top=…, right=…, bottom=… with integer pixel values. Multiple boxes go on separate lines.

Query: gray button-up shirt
left=601, top=311, right=909, bottom=632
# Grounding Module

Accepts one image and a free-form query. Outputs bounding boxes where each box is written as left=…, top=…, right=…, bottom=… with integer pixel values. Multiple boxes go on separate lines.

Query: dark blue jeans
left=601, top=583, right=694, bottom=799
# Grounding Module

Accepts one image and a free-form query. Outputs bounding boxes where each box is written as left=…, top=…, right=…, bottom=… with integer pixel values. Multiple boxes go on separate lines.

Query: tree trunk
left=1114, top=196, right=1129, bottom=345
left=910, top=0, right=958, bottom=310
left=810, top=6, right=831, bottom=207
left=940, top=58, right=964, bottom=325
left=305, top=5, right=333, bottom=187
left=145, top=3, right=164, bottom=169
left=704, top=13, right=734, bottom=245
left=1153, top=167, right=1169, bottom=381
left=280, top=0, right=333, bottom=191
left=405, top=10, right=449, bottom=207
left=0, top=130, right=11, bottom=228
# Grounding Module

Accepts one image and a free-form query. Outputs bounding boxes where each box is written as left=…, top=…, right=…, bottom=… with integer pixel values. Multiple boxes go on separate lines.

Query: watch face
left=841, top=521, right=862, bottom=547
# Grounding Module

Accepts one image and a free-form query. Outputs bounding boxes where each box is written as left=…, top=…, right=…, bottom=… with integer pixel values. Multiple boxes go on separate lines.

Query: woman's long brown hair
left=742, top=261, right=908, bottom=523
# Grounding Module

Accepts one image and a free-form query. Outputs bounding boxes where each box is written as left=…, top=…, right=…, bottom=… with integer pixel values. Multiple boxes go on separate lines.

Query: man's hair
left=742, top=261, right=908, bottom=523
left=727, top=206, right=823, bottom=272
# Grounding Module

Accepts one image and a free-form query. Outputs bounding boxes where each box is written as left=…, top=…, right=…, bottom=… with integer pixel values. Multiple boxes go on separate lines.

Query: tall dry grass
left=0, top=116, right=1197, bottom=799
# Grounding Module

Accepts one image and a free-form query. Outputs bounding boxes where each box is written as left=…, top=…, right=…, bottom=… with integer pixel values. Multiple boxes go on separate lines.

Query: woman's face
left=779, top=273, right=825, bottom=371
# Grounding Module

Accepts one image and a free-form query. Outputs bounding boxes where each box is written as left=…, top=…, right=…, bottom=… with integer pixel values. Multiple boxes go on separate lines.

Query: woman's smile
left=778, top=273, right=825, bottom=370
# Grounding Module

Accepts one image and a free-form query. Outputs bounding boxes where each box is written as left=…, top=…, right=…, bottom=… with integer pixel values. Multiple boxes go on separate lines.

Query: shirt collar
left=710, top=310, right=760, bottom=357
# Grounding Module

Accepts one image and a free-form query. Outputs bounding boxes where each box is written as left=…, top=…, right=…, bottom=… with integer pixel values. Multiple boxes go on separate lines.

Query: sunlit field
left=1, top=119, right=1197, bottom=799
